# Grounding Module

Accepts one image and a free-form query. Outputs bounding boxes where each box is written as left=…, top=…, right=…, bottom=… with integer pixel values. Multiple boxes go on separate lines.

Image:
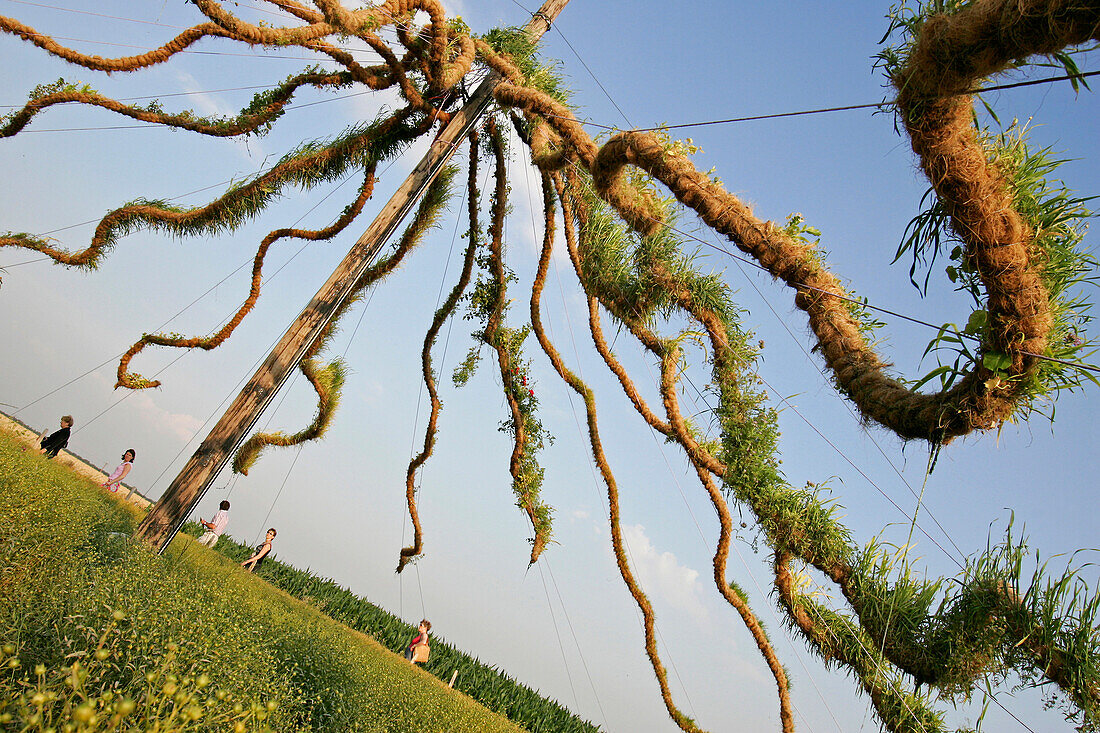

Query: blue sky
left=2, top=1, right=1098, bottom=731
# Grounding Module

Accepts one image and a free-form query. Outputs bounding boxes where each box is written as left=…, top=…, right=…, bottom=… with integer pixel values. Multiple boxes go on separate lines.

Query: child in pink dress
left=102, top=449, right=135, bottom=492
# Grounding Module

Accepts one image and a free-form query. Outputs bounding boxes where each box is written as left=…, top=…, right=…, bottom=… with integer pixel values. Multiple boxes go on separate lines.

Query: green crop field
left=185, top=530, right=599, bottom=733
left=0, top=429, right=540, bottom=732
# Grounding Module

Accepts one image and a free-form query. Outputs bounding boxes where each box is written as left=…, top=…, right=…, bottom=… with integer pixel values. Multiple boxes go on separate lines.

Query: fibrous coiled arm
left=479, top=119, right=553, bottom=564
left=233, top=164, right=457, bottom=474
left=538, top=169, right=703, bottom=733
left=0, top=15, right=233, bottom=72
left=488, top=0, right=1099, bottom=443
left=397, top=135, right=481, bottom=572
left=550, top=168, right=791, bottom=732
left=555, top=168, right=1100, bottom=731
left=0, top=3, right=530, bottom=401
left=480, top=5, right=1100, bottom=725
left=1, top=71, right=352, bottom=139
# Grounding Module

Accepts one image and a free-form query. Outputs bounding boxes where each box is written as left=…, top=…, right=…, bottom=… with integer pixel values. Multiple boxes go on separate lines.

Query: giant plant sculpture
left=2, top=1, right=1099, bottom=730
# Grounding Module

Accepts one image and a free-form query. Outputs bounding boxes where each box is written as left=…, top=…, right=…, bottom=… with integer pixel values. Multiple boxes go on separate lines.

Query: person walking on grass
left=405, top=619, right=431, bottom=664
left=36, top=415, right=73, bottom=458
left=241, top=527, right=276, bottom=572
left=102, top=449, right=135, bottom=492
left=197, top=500, right=230, bottom=548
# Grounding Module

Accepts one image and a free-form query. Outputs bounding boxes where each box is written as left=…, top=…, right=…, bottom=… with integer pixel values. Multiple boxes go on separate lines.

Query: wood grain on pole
left=136, top=0, right=570, bottom=550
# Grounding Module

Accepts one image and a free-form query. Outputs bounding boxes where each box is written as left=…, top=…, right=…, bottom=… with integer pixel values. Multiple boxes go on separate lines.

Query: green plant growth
left=0, top=637, right=277, bottom=733
left=893, top=119, right=1098, bottom=406
left=452, top=118, right=555, bottom=564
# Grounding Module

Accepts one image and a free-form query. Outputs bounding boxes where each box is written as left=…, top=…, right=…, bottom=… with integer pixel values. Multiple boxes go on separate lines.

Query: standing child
left=102, top=449, right=135, bottom=492
left=38, top=415, right=73, bottom=458
left=197, top=500, right=230, bottom=548
left=405, top=619, right=431, bottom=663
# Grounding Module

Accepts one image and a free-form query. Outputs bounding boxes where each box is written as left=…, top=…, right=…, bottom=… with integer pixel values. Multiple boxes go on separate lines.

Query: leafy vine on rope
left=487, top=2, right=1100, bottom=729
left=453, top=118, right=554, bottom=565
left=2, top=1, right=1099, bottom=731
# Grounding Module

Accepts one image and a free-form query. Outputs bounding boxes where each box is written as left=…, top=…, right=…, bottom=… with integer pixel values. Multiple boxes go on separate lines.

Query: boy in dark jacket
left=38, top=415, right=73, bottom=458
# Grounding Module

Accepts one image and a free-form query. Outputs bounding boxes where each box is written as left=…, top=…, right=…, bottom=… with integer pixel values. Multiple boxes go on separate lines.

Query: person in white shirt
left=197, top=500, right=230, bottom=548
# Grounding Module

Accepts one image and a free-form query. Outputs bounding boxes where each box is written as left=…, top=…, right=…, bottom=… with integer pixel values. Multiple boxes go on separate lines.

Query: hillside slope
left=0, top=429, right=527, bottom=732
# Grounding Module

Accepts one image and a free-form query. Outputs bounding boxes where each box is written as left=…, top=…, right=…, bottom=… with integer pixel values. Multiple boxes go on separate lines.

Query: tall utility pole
left=136, top=0, right=570, bottom=551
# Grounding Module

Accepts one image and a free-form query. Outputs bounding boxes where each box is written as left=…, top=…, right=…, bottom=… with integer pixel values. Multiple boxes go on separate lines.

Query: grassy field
left=0, top=429, right=532, bottom=732
left=191, top=531, right=599, bottom=733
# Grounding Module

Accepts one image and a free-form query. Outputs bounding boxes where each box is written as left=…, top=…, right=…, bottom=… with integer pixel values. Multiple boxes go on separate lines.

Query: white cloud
left=174, top=70, right=227, bottom=119
left=126, top=390, right=205, bottom=443
left=87, top=372, right=204, bottom=444
left=439, top=0, right=466, bottom=19
left=359, top=378, right=387, bottom=406
left=571, top=508, right=603, bottom=535
left=346, top=86, right=406, bottom=134
left=621, top=523, right=711, bottom=627
left=173, top=70, right=265, bottom=162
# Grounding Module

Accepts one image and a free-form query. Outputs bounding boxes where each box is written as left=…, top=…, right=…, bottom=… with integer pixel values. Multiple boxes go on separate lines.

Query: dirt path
left=0, top=412, right=151, bottom=509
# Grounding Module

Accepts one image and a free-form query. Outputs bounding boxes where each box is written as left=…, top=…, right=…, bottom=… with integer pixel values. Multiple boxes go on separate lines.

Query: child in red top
left=405, top=619, right=431, bottom=663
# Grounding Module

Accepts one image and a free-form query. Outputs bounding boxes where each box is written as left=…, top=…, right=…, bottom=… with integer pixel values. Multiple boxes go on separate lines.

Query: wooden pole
left=136, top=0, right=570, bottom=551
